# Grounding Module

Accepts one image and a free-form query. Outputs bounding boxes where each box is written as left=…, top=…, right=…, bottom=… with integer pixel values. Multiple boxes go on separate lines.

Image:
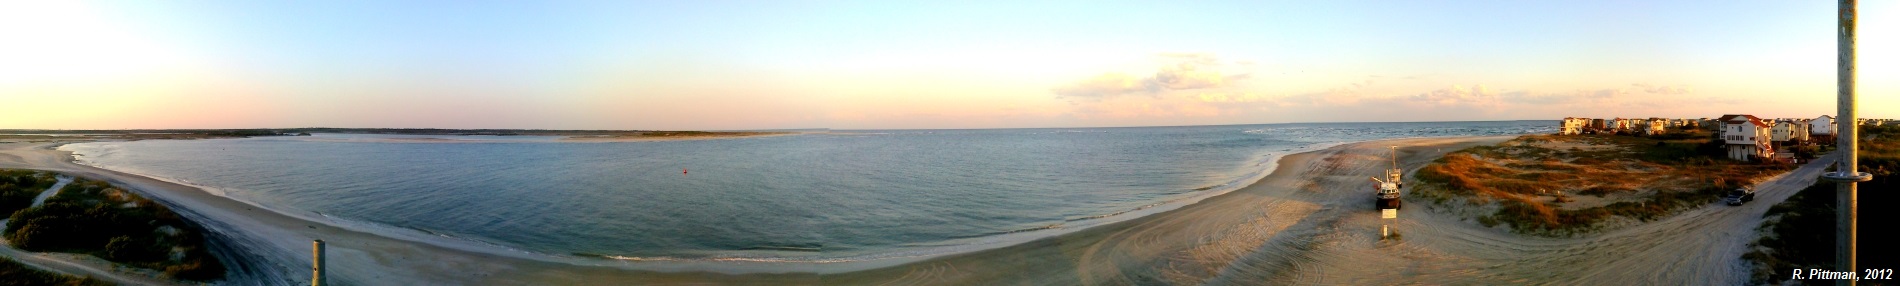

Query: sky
left=1, top=1, right=1895, bottom=130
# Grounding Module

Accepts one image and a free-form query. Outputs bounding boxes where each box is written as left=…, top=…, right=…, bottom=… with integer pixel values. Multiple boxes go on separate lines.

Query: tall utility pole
left=1823, top=1, right=1873, bottom=286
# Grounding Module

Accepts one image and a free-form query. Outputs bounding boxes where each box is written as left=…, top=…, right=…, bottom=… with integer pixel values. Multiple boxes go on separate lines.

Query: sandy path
left=0, top=136, right=1817, bottom=285
left=30, top=175, right=72, bottom=207
left=0, top=246, right=183, bottom=285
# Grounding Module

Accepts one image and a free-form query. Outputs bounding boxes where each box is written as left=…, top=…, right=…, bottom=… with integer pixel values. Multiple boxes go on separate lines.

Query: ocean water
left=60, top=121, right=1553, bottom=265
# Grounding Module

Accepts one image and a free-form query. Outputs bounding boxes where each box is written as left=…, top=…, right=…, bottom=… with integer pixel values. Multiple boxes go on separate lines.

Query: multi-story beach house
left=1771, top=119, right=1805, bottom=145
left=1811, top=115, right=1836, bottom=144
left=1719, top=114, right=1773, bottom=161
left=1560, top=117, right=1589, bottom=135
left=1791, top=119, right=1810, bottom=142
left=1645, top=118, right=1668, bottom=136
left=1590, top=118, right=1607, bottom=131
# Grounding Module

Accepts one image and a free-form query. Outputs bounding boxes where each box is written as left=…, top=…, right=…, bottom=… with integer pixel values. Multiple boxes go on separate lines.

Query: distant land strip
left=0, top=128, right=800, bottom=141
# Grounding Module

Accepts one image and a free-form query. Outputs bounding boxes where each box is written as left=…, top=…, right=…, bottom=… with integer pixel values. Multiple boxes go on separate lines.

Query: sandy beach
left=0, top=135, right=1831, bottom=284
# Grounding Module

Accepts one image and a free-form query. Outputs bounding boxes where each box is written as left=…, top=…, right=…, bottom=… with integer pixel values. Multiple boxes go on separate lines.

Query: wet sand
left=0, top=135, right=1813, bottom=285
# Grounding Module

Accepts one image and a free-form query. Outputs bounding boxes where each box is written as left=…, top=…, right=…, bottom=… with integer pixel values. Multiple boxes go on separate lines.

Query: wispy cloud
left=1052, top=53, right=1248, bottom=99
left=1051, top=73, right=1151, bottom=99
left=1050, top=53, right=1727, bottom=123
left=1631, top=83, right=1693, bottom=94
left=1406, top=84, right=1497, bottom=106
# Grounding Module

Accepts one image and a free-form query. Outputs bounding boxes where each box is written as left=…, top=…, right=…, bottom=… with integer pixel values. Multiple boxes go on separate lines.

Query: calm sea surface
left=61, top=121, right=1553, bottom=263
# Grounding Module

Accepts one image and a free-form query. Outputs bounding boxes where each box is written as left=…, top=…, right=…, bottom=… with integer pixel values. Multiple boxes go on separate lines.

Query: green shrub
left=105, top=235, right=165, bottom=262
left=0, top=172, right=225, bottom=281
left=0, top=170, right=55, bottom=217
left=164, top=257, right=226, bottom=281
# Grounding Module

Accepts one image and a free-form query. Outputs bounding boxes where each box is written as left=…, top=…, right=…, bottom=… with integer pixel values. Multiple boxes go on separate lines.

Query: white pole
left=1823, top=1, right=1872, bottom=285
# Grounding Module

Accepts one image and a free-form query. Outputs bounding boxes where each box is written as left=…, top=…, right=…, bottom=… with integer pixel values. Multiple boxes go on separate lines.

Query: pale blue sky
left=1, top=1, right=1893, bottom=129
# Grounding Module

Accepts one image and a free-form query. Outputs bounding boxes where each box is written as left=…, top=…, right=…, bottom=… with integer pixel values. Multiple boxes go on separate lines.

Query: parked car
left=1725, top=188, right=1756, bottom=206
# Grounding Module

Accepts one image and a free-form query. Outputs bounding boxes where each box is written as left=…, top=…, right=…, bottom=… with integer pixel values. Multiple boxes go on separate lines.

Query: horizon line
left=1, top=119, right=1575, bottom=133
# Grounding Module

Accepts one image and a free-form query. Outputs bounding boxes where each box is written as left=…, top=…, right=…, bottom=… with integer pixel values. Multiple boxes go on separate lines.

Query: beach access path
left=0, top=137, right=1829, bottom=285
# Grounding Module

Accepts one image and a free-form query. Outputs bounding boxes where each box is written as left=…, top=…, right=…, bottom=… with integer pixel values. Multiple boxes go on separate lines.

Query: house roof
left=1718, top=114, right=1771, bottom=128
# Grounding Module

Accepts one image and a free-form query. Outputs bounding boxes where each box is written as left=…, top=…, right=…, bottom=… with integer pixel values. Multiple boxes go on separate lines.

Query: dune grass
left=0, top=170, right=58, bottom=217
left=1411, top=131, right=1794, bottom=236
left=2, top=174, right=225, bottom=281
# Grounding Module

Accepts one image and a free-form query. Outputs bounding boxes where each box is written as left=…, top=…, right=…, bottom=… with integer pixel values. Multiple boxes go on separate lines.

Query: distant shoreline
left=0, top=129, right=801, bottom=142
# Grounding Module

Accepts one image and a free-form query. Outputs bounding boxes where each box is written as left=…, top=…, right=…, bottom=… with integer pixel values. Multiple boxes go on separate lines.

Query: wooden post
left=313, top=239, right=326, bottom=286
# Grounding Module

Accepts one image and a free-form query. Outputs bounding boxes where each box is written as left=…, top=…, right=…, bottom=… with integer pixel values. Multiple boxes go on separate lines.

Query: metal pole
left=1823, top=1, right=1872, bottom=285
left=313, top=239, right=327, bottom=286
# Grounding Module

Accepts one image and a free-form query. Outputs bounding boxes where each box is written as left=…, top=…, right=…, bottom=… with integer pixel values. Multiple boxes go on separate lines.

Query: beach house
left=1719, top=114, right=1773, bottom=161
left=1790, top=119, right=1810, bottom=142
left=1560, top=117, right=1589, bottom=135
left=1811, top=115, right=1836, bottom=144
left=1771, top=119, right=1800, bottom=145
left=1589, top=118, right=1607, bottom=132
left=1645, top=118, right=1668, bottom=136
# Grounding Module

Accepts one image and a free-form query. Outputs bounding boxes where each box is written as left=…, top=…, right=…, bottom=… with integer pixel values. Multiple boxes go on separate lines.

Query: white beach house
left=1560, top=117, right=1589, bottom=135
left=1719, top=114, right=1773, bottom=161
left=1771, top=119, right=1802, bottom=145
left=1645, top=118, right=1668, bottom=136
left=1811, top=115, right=1836, bottom=143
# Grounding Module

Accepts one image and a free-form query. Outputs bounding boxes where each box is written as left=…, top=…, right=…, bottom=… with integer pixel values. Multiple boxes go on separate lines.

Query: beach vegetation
left=1412, top=132, right=1794, bottom=236
left=1743, top=124, right=1900, bottom=283
left=0, top=170, right=57, bottom=216
left=1, top=174, right=225, bottom=281
left=0, top=257, right=111, bottom=286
